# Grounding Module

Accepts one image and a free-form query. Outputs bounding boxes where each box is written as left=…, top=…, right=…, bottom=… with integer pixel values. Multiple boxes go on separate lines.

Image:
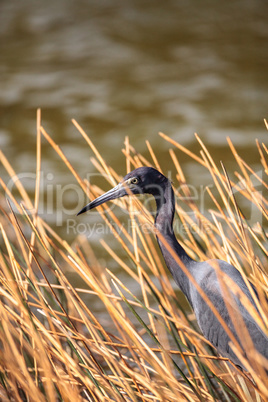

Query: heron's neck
left=154, top=180, right=194, bottom=299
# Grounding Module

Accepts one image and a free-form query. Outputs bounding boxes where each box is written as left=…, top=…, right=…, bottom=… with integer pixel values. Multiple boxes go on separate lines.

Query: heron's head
left=77, top=167, right=168, bottom=215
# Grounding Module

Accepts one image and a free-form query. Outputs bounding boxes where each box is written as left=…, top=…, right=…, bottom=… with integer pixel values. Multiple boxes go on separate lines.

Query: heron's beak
left=77, top=183, right=128, bottom=216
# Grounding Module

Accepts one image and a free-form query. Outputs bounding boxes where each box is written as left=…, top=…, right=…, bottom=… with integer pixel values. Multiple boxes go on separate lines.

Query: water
left=1, top=0, right=267, bottom=288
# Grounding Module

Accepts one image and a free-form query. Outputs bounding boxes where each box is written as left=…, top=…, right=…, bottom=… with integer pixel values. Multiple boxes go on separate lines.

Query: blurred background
left=1, top=0, right=267, bottom=244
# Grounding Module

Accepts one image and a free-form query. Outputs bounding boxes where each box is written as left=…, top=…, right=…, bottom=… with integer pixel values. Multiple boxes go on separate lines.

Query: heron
left=77, top=166, right=268, bottom=372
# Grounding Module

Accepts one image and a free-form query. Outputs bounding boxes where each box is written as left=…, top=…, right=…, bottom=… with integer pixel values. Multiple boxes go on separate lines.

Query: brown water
left=1, top=1, right=267, bottom=292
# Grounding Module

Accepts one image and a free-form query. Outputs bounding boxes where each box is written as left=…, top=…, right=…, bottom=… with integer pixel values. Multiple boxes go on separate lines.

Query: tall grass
left=0, top=111, right=267, bottom=401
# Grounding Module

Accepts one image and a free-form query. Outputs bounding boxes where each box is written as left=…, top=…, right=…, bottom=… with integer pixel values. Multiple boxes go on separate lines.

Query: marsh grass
left=0, top=111, right=267, bottom=401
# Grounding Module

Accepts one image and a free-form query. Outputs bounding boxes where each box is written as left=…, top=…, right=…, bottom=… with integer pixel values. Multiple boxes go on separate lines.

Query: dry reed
left=0, top=111, right=267, bottom=401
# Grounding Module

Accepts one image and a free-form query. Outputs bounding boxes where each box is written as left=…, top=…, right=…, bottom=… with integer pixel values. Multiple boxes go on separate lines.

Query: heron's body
left=78, top=166, right=268, bottom=371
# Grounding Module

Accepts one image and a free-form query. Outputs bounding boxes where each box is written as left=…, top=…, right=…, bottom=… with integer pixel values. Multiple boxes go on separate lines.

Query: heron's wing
left=190, top=260, right=268, bottom=367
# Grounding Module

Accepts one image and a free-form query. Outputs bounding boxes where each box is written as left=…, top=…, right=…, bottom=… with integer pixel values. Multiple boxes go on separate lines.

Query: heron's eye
left=131, top=178, right=138, bottom=185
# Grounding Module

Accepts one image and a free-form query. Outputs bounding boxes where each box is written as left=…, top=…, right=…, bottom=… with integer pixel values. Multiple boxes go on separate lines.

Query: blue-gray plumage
left=77, top=167, right=268, bottom=372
